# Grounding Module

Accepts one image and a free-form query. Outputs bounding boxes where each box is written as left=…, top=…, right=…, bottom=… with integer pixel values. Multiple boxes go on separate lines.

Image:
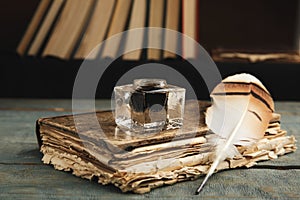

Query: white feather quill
left=195, top=73, right=274, bottom=194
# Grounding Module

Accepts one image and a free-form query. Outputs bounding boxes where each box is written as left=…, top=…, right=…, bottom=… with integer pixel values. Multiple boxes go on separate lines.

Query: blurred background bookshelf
left=1, top=0, right=300, bottom=100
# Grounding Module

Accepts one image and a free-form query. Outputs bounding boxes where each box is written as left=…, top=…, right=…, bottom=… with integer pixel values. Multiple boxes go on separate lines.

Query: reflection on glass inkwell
left=114, top=79, right=186, bottom=133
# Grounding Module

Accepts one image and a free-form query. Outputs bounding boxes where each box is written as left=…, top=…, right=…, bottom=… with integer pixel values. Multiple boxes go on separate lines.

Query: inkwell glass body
left=114, top=79, right=185, bottom=133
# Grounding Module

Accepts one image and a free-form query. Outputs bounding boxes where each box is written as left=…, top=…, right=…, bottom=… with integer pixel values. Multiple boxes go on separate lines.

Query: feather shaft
left=195, top=100, right=249, bottom=194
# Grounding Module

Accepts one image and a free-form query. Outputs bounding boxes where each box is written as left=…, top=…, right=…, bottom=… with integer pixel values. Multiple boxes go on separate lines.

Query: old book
left=182, top=0, right=198, bottom=59
left=36, top=100, right=296, bottom=194
left=42, top=0, right=94, bottom=59
left=163, top=0, right=180, bottom=59
left=17, top=0, right=51, bottom=56
left=147, top=0, right=165, bottom=60
left=100, top=0, right=133, bottom=59
left=122, top=0, right=147, bottom=60
left=74, top=0, right=116, bottom=59
left=211, top=49, right=300, bottom=63
left=28, top=0, right=65, bottom=56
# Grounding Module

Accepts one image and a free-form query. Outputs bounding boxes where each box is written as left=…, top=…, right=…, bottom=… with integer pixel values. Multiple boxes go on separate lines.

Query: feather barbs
left=206, top=73, right=274, bottom=144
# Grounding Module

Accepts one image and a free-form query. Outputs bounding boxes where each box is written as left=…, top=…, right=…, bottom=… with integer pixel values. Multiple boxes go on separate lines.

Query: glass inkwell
left=114, top=79, right=185, bottom=133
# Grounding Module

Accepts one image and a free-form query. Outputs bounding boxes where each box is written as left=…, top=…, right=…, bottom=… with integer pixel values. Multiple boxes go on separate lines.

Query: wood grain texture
left=0, top=99, right=299, bottom=199
left=1, top=165, right=299, bottom=199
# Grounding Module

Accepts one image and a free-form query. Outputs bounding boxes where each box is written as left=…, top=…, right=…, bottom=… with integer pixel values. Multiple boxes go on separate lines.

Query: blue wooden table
left=0, top=99, right=299, bottom=199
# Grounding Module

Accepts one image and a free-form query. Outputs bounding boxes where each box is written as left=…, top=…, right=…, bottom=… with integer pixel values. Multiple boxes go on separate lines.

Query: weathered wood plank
left=0, top=165, right=299, bottom=199
left=0, top=143, right=41, bottom=164
left=0, top=99, right=111, bottom=111
left=275, top=102, right=300, bottom=124
left=0, top=110, right=70, bottom=143
left=275, top=102, right=300, bottom=112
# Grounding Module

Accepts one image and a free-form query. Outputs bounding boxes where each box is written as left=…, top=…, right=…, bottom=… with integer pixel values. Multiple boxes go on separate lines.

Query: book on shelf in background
left=199, top=0, right=300, bottom=64
left=16, top=0, right=51, bottom=56
left=16, top=0, right=200, bottom=61
left=122, top=0, right=147, bottom=60
left=182, top=0, right=198, bottom=59
left=74, top=0, right=116, bottom=59
left=163, top=0, right=181, bottom=59
left=100, top=0, right=133, bottom=59
left=27, top=0, right=65, bottom=56
left=42, top=0, right=94, bottom=59
left=147, top=0, right=165, bottom=60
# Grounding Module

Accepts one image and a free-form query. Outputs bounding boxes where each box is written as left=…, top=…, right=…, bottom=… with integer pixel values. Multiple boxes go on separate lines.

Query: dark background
left=0, top=0, right=300, bottom=100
